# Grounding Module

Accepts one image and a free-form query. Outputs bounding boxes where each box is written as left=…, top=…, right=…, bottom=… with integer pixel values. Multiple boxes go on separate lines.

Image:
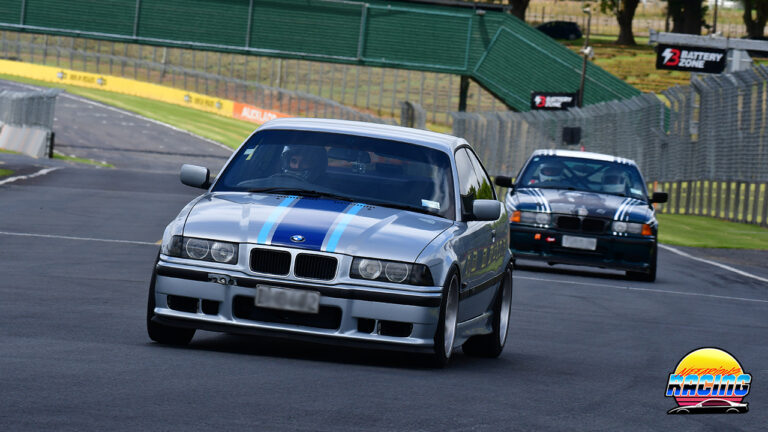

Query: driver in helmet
left=534, top=161, right=564, bottom=184
left=280, top=145, right=327, bottom=182
left=602, top=167, right=628, bottom=194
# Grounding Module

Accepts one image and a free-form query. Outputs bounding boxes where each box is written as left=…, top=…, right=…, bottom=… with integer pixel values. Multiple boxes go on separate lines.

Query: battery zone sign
left=656, top=44, right=726, bottom=73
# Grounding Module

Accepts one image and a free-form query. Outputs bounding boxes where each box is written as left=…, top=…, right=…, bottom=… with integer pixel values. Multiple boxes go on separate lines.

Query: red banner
left=232, top=102, right=291, bottom=124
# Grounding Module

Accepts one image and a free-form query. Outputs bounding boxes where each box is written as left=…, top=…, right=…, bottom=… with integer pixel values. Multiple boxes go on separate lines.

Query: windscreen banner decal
left=656, top=45, right=726, bottom=73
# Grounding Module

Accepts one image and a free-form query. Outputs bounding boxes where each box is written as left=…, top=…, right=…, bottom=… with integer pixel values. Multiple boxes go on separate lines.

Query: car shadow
left=158, top=332, right=495, bottom=370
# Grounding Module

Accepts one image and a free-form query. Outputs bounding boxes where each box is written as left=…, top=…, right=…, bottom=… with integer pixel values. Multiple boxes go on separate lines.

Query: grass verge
left=0, top=168, right=14, bottom=177
left=0, top=73, right=256, bottom=149
left=658, top=214, right=768, bottom=250
left=53, top=152, right=114, bottom=168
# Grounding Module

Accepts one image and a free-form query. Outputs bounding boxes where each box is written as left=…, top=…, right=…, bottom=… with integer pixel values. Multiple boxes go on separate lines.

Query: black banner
left=531, top=92, right=578, bottom=110
left=656, top=44, right=726, bottom=73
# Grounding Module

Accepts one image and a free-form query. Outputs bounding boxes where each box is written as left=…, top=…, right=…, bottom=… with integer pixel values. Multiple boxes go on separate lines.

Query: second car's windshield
left=517, top=155, right=648, bottom=200
left=213, top=129, right=456, bottom=219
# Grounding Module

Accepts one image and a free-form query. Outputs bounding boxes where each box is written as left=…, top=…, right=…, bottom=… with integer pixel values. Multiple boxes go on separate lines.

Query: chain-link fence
left=0, top=88, right=60, bottom=158
left=453, top=67, right=768, bottom=184
left=0, top=89, right=60, bottom=128
left=0, top=31, right=505, bottom=125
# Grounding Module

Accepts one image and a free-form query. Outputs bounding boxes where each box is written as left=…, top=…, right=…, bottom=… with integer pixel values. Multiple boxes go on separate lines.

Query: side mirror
left=649, top=192, right=668, bottom=204
left=471, top=200, right=502, bottom=221
left=180, top=164, right=211, bottom=189
left=494, top=176, right=514, bottom=189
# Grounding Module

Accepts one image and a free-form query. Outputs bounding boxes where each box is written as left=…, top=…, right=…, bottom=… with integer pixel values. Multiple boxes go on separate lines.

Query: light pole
left=578, top=6, right=593, bottom=108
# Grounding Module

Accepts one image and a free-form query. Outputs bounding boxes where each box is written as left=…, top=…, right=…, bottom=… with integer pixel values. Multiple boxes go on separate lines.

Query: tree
left=742, top=0, right=768, bottom=38
left=600, top=0, right=642, bottom=45
left=668, top=0, right=707, bottom=35
left=509, top=0, right=530, bottom=21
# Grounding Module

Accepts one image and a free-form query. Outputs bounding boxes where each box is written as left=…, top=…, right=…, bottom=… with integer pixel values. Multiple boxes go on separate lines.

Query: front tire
left=627, top=242, right=657, bottom=282
left=462, top=265, right=513, bottom=358
left=431, top=269, right=459, bottom=368
left=146, top=257, right=195, bottom=346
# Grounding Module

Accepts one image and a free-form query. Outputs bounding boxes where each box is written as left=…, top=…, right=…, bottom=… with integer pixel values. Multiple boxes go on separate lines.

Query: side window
left=455, top=148, right=481, bottom=212
left=466, top=150, right=496, bottom=200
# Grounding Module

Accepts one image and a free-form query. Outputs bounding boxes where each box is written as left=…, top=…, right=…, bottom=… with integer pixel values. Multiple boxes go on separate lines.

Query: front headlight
left=612, top=221, right=652, bottom=236
left=166, top=235, right=239, bottom=264
left=350, top=257, right=433, bottom=286
left=512, top=210, right=551, bottom=226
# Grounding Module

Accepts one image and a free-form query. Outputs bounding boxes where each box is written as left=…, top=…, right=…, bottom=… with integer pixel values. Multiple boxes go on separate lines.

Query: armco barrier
left=0, top=59, right=289, bottom=125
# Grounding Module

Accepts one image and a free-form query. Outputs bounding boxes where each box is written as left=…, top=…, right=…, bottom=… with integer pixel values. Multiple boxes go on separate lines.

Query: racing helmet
left=538, top=162, right=564, bottom=182
left=602, top=168, right=627, bottom=194
left=280, top=145, right=328, bottom=181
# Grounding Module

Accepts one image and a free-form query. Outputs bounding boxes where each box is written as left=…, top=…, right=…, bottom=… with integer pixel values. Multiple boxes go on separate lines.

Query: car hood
left=508, top=188, right=653, bottom=223
left=182, top=193, right=453, bottom=262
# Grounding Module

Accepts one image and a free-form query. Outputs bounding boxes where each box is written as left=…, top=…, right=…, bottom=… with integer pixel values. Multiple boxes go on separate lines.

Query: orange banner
left=233, top=102, right=291, bottom=124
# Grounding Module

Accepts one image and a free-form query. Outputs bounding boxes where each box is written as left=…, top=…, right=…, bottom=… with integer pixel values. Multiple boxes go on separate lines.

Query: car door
left=454, top=148, right=497, bottom=322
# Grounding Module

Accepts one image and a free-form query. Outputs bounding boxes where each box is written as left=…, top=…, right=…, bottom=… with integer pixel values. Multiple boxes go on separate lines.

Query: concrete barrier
left=0, top=89, right=61, bottom=158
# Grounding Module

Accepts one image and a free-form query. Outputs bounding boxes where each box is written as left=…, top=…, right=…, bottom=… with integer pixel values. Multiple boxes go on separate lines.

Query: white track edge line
left=0, top=167, right=60, bottom=186
left=659, top=244, right=768, bottom=284
left=514, top=275, right=768, bottom=304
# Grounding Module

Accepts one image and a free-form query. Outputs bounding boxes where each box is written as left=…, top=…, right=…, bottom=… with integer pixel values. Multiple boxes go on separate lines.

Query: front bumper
left=509, top=224, right=655, bottom=272
left=151, top=260, right=443, bottom=351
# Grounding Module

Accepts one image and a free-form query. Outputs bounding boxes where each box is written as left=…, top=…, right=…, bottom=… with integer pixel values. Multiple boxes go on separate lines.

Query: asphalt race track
left=1, top=80, right=766, bottom=431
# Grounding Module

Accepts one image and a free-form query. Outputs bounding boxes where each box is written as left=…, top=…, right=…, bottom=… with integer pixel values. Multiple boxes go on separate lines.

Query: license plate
left=561, top=235, right=597, bottom=251
left=255, top=285, right=320, bottom=314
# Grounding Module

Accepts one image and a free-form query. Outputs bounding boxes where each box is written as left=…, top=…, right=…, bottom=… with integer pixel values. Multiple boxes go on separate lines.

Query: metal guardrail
left=653, top=180, right=768, bottom=227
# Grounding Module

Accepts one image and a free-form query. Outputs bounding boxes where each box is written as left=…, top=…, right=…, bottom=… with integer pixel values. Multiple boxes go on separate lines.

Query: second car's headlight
left=350, top=258, right=433, bottom=286
left=612, top=221, right=652, bottom=236
left=167, top=235, right=239, bottom=264
left=511, top=210, right=551, bottom=226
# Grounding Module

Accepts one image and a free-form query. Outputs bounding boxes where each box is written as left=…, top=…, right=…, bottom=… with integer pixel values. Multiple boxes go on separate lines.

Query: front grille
left=582, top=218, right=606, bottom=233
left=556, top=216, right=607, bottom=234
left=294, top=253, right=337, bottom=280
left=250, top=248, right=291, bottom=275
left=556, top=216, right=580, bottom=230
left=232, top=295, right=342, bottom=329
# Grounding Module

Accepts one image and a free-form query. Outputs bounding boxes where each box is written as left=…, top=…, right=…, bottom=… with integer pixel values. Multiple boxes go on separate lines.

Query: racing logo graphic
left=535, top=95, right=547, bottom=108
left=666, top=348, right=751, bottom=414
left=661, top=48, right=680, bottom=67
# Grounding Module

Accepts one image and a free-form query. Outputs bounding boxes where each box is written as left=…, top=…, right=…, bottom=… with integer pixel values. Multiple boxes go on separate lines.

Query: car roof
left=257, top=118, right=465, bottom=153
left=530, top=149, right=638, bottom=167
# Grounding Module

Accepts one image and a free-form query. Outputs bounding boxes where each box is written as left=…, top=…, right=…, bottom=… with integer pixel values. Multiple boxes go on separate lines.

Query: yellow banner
left=0, top=59, right=234, bottom=117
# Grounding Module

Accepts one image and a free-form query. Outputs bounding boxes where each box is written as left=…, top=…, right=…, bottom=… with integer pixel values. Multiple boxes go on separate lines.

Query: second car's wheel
left=462, top=265, right=513, bottom=358
left=146, top=257, right=195, bottom=346
left=431, top=269, right=459, bottom=368
left=627, top=243, right=657, bottom=282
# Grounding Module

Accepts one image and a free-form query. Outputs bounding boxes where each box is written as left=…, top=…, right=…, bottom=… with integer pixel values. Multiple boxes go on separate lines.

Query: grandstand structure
left=0, top=0, right=640, bottom=112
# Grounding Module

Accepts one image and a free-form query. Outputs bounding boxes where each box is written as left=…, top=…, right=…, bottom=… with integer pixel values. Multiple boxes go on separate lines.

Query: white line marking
left=659, top=244, right=768, bottom=284
left=0, top=167, right=60, bottom=186
left=514, top=275, right=768, bottom=304
left=0, top=231, right=157, bottom=246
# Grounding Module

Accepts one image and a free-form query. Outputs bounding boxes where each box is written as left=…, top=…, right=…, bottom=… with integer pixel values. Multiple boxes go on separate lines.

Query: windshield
left=517, top=155, right=648, bottom=200
left=213, top=129, right=456, bottom=219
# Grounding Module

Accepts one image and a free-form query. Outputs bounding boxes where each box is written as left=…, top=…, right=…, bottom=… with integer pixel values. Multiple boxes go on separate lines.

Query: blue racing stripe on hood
left=257, top=196, right=298, bottom=244
left=270, top=198, right=351, bottom=250
left=324, top=203, right=366, bottom=253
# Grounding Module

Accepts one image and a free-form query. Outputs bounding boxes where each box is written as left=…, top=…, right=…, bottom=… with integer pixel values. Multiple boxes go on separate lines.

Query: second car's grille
left=582, top=218, right=606, bottom=233
left=294, top=253, right=337, bottom=280
left=250, top=248, right=291, bottom=275
left=555, top=216, right=607, bottom=234
left=556, top=216, right=580, bottom=230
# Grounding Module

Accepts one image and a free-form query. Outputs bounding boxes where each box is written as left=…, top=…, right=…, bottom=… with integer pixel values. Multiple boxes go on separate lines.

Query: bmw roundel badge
left=290, top=234, right=305, bottom=243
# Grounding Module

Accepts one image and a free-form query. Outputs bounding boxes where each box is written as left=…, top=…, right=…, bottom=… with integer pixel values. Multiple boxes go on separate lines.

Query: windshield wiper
left=247, top=188, right=354, bottom=202
left=362, top=199, right=438, bottom=217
